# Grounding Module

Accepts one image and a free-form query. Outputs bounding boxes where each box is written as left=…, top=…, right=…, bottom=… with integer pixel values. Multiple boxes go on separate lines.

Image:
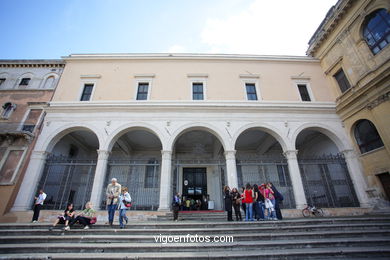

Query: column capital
left=341, top=149, right=358, bottom=159
left=97, top=150, right=111, bottom=160
left=161, top=150, right=173, bottom=159
left=224, top=150, right=236, bottom=160
left=283, top=150, right=298, bottom=160
left=30, top=150, right=49, bottom=160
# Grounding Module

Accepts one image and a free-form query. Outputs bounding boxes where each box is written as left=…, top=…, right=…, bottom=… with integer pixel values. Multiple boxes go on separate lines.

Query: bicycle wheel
left=302, top=208, right=311, bottom=217
left=314, top=208, right=324, bottom=217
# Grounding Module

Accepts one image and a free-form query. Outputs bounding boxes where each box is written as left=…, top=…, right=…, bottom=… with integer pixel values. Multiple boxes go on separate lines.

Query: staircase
left=0, top=215, right=390, bottom=259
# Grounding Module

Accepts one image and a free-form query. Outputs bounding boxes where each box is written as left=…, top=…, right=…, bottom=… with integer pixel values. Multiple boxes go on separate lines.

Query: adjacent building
left=0, top=60, right=64, bottom=221
left=307, top=0, right=390, bottom=203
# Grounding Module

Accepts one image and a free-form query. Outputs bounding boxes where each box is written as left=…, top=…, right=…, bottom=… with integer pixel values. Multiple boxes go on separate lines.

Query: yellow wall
left=53, top=58, right=335, bottom=102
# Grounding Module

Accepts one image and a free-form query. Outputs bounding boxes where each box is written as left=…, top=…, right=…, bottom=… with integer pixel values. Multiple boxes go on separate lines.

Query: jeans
left=119, top=208, right=128, bottom=227
left=258, top=201, right=265, bottom=220
left=107, top=204, right=117, bottom=224
left=265, top=199, right=277, bottom=219
left=245, top=203, right=253, bottom=221
left=70, top=216, right=91, bottom=227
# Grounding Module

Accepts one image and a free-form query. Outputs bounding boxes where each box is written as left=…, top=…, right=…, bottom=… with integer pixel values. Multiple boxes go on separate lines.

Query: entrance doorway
left=183, top=168, right=207, bottom=201
left=377, top=172, right=390, bottom=200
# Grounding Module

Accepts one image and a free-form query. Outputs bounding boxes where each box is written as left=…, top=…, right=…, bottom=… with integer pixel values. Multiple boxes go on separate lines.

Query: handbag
left=89, top=217, right=97, bottom=224
left=265, top=198, right=274, bottom=209
left=123, top=199, right=132, bottom=208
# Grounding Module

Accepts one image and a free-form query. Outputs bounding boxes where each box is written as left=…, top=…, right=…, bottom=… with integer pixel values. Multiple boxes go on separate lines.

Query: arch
left=232, top=122, right=289, bottom=152
left=40, top=123, right=103, bottom=153
left=40, top=72, right=59, bottom=89
left=168, top=122, right=230, bottom=151
left=105, top=122, right=166, bottom=151
left=15, top=72, right=35, bottom=88
left=352, top=119, right=384, bottom=154
left=291, top=122, right=349, bottom=152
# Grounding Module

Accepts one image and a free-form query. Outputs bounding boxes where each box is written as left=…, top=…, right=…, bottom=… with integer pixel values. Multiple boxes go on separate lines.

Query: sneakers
left=83, top=225, right=89, bottom=230
left=64, top=226, right=70, bottom=231
left=32, top=220, right=38, bottom=223
left=49, top=227, right=53, bottom=231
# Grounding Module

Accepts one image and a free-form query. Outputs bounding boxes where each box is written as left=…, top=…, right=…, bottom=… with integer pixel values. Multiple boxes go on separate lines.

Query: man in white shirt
left=32, top=189, right=47, bottom=223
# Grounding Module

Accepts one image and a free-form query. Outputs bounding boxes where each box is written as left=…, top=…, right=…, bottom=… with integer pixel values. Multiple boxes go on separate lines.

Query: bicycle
left=302, top=204, right=324, bottom=217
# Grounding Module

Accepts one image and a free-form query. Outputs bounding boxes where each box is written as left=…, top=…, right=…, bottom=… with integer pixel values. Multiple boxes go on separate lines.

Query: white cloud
left=201, top=0, right=337, bottom=55
left=167, top=44, right=187, bottom=53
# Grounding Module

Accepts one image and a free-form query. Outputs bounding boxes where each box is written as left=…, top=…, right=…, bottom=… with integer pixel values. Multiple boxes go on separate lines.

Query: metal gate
left=237, top=159, right=296, bottom=209
left=103, top=159, right=160, bottom=210
left=37, top=155, right=96, bottom=210
left=299, top=154, right=359, bottom=208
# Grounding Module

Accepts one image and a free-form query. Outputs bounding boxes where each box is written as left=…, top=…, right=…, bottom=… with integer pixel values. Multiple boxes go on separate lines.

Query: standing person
left=243, top=183, right=254, bottom=221
left=253, top=184, right=266, bottom=221
left=269, top=182, right=284, bottom=220
left=172, top=193, right=181, bottom=221
left=240, top=187, right=246, bottom=219
left=263, top=183, right=277, bottom=220
left=66, top=202, right=96, bottom=230
left=231, top=187, right=242, bottom=221
left=32, top=189, right=47, bottom=223
left=106, top=178, right=121, bottom=226
left=49, top=203, right=75, bottom=231
left=223, top=186, right=233, bottom=221
left=118, top=187, right=131, bottom=229
left=258, top=184, right=266, bottom=220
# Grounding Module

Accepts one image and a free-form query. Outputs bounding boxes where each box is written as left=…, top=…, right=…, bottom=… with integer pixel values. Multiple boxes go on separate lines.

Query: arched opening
left=353, top=119, right=384, bottom=154
left=296, top=128, right=359, bottom=208
left=43, top=76, right=55, bottom=89
left=362, top=8, right=390, bottom=55
left=235, top=128, right=295, bottom=209
left=37, top=129, right=99, bottom=210
left=105, top=128, right=163, bottom=210
left=172, top=129, right=226, bottom=210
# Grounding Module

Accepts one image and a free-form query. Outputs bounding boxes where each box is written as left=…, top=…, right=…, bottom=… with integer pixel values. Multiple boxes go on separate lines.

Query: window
left=21, top=109, right=42, bottom=133
left=80, top=84, right=94, bottom=101
left=192, top=82, right=204, bottom=100
left=136, top=82, right=149, bottom=100
left=0, top=148, right=25, bottom=184
left=144, top=159, right=158, bottom=188
left=245, top=83, right=258, bottom=100
left=19, top=78, right=31, bottom=86
left=363, top=9, right=390, bottom=55
left=354, top=119, right=384, bottom=154
left=0, top=78, right=5, bottom=87
left=297, top=84, right=311, bottom=101
left=1, top=102, right=16, bottom=119
left=333, top=69, right=351, bottom=93
left=43, top=76, right=55, bottom=89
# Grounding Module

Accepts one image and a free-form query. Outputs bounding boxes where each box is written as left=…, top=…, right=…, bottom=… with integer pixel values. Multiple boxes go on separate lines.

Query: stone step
left=1, top=216, right=389, bottom=229
left=1, top=246, right=389, bottom=260
left=1, top=222, right=389, bottom=236
left=1, top=229, right=389, bottom=244
left=1, top=237, right=390, bottom=254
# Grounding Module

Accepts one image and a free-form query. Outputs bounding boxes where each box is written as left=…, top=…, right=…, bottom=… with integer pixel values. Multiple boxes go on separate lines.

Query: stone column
left=284, top=150, right=307, bottom=209
left=342, top=149, right=371, bottom=208
left=12, top=151, right=48, bottom=211
left=158, top=150, right=172, bottom=211
left=90, top=150, right=110, bottom=209
left=225, top=150, right=238, bottom=189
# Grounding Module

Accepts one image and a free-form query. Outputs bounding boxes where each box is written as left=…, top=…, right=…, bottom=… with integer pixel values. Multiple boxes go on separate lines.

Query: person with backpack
left=269, top=182, right=284, bottom=220
left=118, top=186, right=132, bottom=228
left=243, top=183, right=254, bottom=221
left=172, top=192, right=181, bottom=221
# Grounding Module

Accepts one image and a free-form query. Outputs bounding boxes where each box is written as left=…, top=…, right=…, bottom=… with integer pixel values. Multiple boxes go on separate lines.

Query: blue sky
left=0, top=0, right=337, bottom=59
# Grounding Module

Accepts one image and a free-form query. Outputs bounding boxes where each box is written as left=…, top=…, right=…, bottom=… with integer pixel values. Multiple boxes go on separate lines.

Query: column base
left=157, top=207, right=171, bottom=212
left=295, top=204, right=307, bottom=210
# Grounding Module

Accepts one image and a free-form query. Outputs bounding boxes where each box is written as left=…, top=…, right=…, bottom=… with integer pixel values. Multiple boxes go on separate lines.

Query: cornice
left=47, top=100, right=337, bottom=114
left=0, top=59, right=64, bottom=68
left=62, top=53, right=320, bottom=63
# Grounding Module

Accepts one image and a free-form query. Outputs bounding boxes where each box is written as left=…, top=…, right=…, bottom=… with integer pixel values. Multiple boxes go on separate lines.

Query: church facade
left=11, top=54, right=370, bottom=213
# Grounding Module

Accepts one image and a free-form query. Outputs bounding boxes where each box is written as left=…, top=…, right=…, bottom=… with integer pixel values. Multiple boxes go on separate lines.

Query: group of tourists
left=32, top=178, right=132, bottom=230
left=224, top=182, right=283, bottom=221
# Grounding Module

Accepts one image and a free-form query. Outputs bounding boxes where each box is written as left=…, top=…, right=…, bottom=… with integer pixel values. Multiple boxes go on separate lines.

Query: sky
left=0, top=0, right=338, bottom=59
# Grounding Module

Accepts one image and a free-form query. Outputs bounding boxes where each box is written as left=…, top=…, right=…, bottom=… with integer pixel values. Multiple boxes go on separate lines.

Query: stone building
left=10, top=53, right=369, bottom=216
left=307, top=0, right=390, bottom=203
left=0, top=60, right=64, bottom=221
